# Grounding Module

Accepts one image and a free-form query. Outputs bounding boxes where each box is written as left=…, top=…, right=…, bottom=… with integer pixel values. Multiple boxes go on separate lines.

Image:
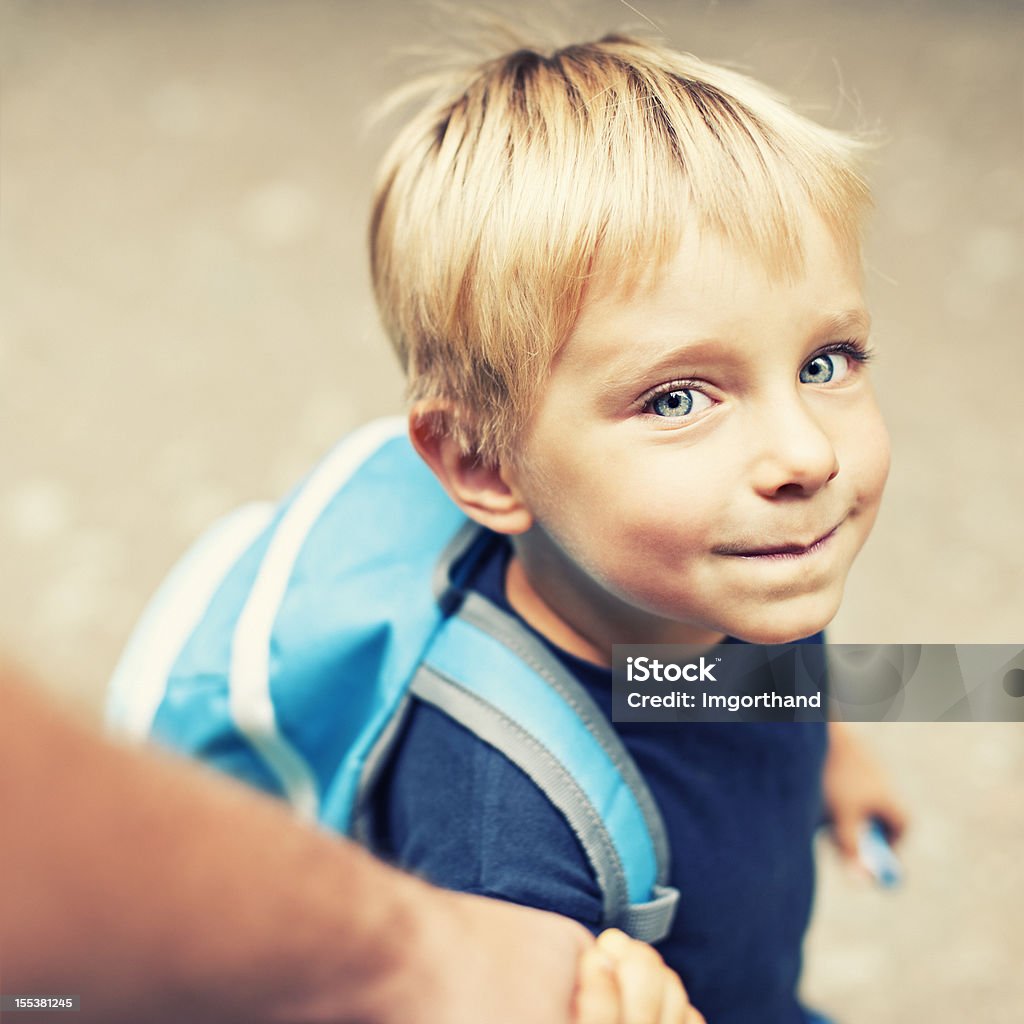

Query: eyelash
left=636, top=338, right=876, bottom=415
left=636, top=377, right=707, bottom=415
left=817, top=339, right=875, bottom=367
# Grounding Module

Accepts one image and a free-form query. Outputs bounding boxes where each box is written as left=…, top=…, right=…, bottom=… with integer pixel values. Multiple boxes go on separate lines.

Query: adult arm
left=0, top=665, right=589, bottom=1024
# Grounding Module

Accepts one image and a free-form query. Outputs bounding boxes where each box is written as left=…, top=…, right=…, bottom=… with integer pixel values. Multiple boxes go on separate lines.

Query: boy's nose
left=748, top=396, right=840, bottom=498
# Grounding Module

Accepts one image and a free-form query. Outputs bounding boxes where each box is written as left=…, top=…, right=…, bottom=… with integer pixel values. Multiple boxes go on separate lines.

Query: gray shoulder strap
left=413, top=590, right=680, bottom=943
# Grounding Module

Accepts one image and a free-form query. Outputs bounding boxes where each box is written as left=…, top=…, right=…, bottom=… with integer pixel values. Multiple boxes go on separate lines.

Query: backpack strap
left=414, top=585, right=680, bottom=943
left=108, top=416, right=679, bottom=941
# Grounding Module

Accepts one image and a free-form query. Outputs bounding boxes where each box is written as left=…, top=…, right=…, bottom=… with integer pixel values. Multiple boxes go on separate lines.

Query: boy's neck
left=504, top=545, right=727, bottom=669
left=505, top=555, right=610, bottom=667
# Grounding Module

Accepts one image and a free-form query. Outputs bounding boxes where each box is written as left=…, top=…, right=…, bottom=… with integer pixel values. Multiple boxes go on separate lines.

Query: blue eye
left=652, top=390, right=694, bottom=417
left=800, top=352, right=850, bottom=384
left=647, top=388, right=713, bottom=418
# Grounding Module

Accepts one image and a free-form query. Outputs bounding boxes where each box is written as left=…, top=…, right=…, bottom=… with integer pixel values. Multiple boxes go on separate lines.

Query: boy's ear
left=408, top=401, right=533, bottom=536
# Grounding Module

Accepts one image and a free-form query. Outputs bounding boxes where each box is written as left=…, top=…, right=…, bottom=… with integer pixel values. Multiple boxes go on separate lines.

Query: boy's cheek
left=840, top=403, right=891, bottom=503
left=863, top=418, right=892, bottom=501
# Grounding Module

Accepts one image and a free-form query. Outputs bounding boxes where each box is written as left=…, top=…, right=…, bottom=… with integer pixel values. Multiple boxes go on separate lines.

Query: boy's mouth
left=715, top=519, right=845, bottom=559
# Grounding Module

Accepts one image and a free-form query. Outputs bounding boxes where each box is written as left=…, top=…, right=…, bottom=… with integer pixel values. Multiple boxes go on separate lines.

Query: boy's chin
left=723, top=594, right=842, bottom=646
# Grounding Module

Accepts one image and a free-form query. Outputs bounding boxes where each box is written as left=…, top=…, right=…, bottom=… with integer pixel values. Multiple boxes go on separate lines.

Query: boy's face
left=506, top=209, right=890, bottom=647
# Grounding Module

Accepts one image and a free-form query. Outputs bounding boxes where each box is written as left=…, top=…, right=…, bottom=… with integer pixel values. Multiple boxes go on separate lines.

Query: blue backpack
left=107, top=417, right=680, bottom=941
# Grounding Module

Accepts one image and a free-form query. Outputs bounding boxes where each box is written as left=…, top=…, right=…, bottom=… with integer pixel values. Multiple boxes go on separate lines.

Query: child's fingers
left=829, top=809, right=862, bottom=861
left=573, top=944, right=622, bottom=1024
left=657, top=970, right=702, bottom=1024
left=596, top=929, right=666, bottom=1024
left=592, top=929, right=705, bottom=1024
left=875, top=797, right=910, bottom=844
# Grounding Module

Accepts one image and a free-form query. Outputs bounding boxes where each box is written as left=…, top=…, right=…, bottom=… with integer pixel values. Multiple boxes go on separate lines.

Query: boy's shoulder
left=370, top=694, right=606, bottom=928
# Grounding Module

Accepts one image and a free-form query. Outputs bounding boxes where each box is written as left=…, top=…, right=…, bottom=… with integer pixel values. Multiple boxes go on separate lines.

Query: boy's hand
left=573, top=929, right=706, bottom=1024
left=823, top=722, right=909, bottom=872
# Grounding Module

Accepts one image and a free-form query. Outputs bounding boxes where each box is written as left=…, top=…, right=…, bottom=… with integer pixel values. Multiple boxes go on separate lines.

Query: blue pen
left=857, top=819, right=903, bottom=888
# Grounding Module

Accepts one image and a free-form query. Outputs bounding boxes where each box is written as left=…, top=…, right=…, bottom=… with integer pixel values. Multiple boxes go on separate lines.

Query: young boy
left=366, top=33, right=905, bottom=1023
left=112, top=31, right=905, bottom=1024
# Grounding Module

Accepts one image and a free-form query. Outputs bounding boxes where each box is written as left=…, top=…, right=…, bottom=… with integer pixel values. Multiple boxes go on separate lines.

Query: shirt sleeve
left=370, top=698, right=605, bottom=930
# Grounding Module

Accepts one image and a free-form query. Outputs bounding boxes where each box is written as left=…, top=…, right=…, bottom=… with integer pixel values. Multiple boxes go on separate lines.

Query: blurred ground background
left=1, top=1, right=1021, bottom=1020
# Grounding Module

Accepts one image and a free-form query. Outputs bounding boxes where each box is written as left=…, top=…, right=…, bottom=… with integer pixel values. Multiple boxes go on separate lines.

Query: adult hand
left=375, top=885, right=591, bottom=1024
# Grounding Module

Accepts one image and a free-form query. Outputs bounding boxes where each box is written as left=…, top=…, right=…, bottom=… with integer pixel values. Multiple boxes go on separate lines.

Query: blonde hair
left=369, top=33, right=871, bottom=464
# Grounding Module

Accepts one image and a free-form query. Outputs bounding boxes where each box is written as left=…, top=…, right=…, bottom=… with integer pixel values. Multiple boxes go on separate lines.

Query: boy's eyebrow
left=592, top=309, right=872, bottom=395
left=592, top=338, right=733, bottom=397
left=818, top=309, right=872, bottom=337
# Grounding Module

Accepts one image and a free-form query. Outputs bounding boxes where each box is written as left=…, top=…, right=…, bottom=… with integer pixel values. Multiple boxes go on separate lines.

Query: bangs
left=370, top=33, right=873, bottom=462
left=494, top=37, right=871, bottom=293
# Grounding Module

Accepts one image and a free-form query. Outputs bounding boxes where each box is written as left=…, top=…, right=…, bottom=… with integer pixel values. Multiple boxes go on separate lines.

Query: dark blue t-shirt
left=370, top=538, right=829, bottom=1024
